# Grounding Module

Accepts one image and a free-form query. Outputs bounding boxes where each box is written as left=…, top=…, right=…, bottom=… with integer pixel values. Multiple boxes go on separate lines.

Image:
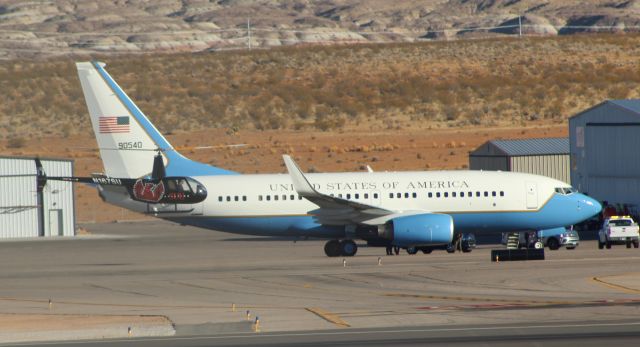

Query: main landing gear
left=324, top=239, right=358, bottom=257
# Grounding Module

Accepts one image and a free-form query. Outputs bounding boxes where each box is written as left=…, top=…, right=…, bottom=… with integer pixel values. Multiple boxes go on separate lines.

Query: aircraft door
left=526, top=182, right=538, bottom=209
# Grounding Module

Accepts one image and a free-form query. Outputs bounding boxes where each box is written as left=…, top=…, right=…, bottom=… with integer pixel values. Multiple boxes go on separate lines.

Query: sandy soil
left=2, top=123, right=566, bottom=223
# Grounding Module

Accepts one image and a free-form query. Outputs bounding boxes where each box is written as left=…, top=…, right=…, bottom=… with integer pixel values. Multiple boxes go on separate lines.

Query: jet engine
left=383, top=213, right=454, bottom=247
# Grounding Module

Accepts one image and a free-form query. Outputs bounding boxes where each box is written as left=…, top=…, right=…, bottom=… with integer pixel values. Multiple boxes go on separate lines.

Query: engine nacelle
left=384, top=213, right=454, bottom=247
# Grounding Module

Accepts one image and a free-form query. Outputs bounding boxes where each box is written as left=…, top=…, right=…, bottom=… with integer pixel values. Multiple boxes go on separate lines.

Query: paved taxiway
left=1, top=220, right=640, bottom=345
left=10, top=321, right=640, bottom=347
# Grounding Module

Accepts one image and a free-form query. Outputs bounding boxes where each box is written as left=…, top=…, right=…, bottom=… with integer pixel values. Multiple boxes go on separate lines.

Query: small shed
left=0, top=156, right=75, bottom=238
left=469, top=138, right=570, bottom=183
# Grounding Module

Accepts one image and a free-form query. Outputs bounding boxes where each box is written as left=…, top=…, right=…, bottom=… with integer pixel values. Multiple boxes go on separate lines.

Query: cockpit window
left=186, top=178, right=207, bottom=195
left=554, top=187, right=577, bottom=195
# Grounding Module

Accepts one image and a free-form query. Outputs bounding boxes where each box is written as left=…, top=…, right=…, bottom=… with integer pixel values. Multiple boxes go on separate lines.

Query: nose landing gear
left=324, top=239, right=358, bottom=257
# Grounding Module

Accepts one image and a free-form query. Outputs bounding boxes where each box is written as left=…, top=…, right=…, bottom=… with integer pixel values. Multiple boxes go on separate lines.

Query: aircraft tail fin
left=75, top=61, right=236, bottom=178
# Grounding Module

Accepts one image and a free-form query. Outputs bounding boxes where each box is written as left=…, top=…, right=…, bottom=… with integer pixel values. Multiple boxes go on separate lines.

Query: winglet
left=283, top=155, right=317, bottom=196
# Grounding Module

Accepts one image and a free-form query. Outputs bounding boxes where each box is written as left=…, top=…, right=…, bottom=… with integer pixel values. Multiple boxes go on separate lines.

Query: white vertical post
left=518, top=15, right=522, bottom=37
left=247, top=17, right=251, bottom=50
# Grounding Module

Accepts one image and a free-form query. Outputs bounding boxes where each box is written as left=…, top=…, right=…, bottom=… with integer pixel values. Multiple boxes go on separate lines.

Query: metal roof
left=608, top=99, right=640, bottom=114
left=570, top=99, right=640, bottom=120
left=486, top=137, right=569, bottom=156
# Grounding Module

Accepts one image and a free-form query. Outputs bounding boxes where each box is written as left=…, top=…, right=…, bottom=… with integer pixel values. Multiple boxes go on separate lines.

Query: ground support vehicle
left=598, top=216, right=640, bottom=249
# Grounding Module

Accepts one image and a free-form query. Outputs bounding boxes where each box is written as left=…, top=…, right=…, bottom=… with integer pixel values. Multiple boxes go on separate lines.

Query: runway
left=1, top=220, right=640, bottom=345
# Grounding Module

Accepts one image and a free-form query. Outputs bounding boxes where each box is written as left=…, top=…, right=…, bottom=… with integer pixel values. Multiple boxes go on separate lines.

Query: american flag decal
left=99, top=116, right=130, bottom=133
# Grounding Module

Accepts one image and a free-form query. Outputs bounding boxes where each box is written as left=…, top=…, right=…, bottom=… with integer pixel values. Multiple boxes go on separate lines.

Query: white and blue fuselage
left=107, top=170, right=600, bottom=239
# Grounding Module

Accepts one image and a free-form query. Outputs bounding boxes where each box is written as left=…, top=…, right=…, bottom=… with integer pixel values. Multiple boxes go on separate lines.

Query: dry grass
left=1, top=34, right=640, bottom=139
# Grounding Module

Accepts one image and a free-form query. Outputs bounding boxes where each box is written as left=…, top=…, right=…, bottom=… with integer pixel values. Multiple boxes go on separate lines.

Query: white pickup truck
left=598, top=216, right=640, bottom=249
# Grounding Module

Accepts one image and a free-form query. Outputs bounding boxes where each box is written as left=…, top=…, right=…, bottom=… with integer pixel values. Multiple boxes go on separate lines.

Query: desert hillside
left=1, top=0, right=640, bottom=59
left=1, top=34, right=639, bottom=142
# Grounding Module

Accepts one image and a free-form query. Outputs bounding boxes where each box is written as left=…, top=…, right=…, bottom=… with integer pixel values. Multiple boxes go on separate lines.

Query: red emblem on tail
left=133, top=180, right=165, bottom=203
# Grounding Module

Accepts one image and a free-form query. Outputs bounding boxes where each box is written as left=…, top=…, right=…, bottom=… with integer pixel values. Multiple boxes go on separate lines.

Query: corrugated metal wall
left=511, top=155, right=570, bottom=184
left=569, top=101, right=640, bottom=206
left=0, top=158, right=38, bottom=237
left=469, top=156, right=509, bottom=171
left=0, top=157, right=75, bottom=238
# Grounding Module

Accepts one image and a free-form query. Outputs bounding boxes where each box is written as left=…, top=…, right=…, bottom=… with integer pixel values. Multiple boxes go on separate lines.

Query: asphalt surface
left=1, top=220, right=640, bottom=346
left=8, top=321, right=640, bottom=347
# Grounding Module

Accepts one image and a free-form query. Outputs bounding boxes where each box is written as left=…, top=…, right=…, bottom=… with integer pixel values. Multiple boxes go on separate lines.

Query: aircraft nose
left=578, top=194, right=602, bottom=218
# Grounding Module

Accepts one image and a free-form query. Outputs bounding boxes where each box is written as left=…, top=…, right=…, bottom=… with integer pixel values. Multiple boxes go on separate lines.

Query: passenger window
left=436, top=192, right=441, bottom=198
left=266, top=195, right=271, bottom=201
left=492, top=191, right=496, bottom=197
left=444, top=192, right=449, bottom=198
left=355, top=193, right=359, bottom=199
left=299, top=195, right=303, bottom=200
left=484, top=191, right=488, bottom=197
left=397, top=193, right=401, bottom=198
left=412, top=192, right=417, bottom=198
left=243, top=196, right=247, bottom=201
left=469, top=191, right=473, bottom=197
left=234, top=196, right=239, bottom=201
left=364, top=193, right=369, bottom=199
left=274, top=195, right=279, bottom=201
left=347, top=193, right=351, bottom=199
left=389, top=193, right=394, bottom=198
left=374, top=193, right=379, bottom=199
left=460, top=192, right=465, bottom=197
left=218, top=196, right=223, bottom=202
left=338, top=193, right=343, bottom=198
left=476, top=191, right=481, bottom=197
left=290, top=194, right=295, bottom=200
left=258, top=195, right=262, bottom=201
left=282, top=195, right=287, bottom=201
left=404, top=193, right=409, bottom=198
left=226, top=196, right=231, bottom=202
left=428, top=192, right=433, bottom=198
left=500, top=191, right=504, bottom=197
left=452, top=192, right=457, bottom=198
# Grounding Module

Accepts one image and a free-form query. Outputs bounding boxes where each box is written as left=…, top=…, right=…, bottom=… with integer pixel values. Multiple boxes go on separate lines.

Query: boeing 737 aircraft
left=72, top=61, right=601, bottom=257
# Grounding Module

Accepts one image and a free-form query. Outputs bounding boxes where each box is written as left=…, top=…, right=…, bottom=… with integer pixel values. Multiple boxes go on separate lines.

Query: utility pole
left=247, top=17, right=252, bottom=50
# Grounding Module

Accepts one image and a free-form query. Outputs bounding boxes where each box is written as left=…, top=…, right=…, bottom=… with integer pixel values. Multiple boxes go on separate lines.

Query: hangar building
left=469, top=138, right=570, bottom=183
left=0, top=156, right=75, bottom=238
left=569, top=99, right=640, bottom=208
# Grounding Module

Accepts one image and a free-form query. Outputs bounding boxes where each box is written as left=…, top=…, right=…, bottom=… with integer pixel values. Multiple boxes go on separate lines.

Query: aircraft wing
left=283, top=155, right=424, bottom=226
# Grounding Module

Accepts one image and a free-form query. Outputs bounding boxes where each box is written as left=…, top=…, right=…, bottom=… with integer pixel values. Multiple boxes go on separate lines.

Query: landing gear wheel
left=340, top=239, right=358, bottom=257
left=627, top=240, right=632, bottom=249
left=324, top=240, right=342, bottom=257
left=462, top=247, right=472, bottom=253
left=421, top=248, right=432, bottom=254
left=406, top=247, right=418, bottom=255
left=534, top=241, right=544, bottom=249
left=634, top=240, right=639, bottom=249
left=547, top=238, right=560, bottom=250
